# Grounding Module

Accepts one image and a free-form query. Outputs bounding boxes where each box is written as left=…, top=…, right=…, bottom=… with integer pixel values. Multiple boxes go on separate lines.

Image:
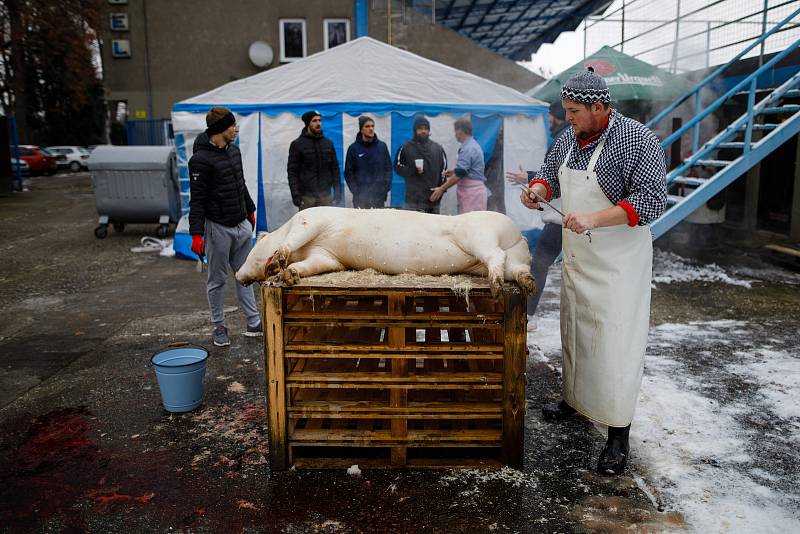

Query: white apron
left=558, top=119, right=653, bottom=427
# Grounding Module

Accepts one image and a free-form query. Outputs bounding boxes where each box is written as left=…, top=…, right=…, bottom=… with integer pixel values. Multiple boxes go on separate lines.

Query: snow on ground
left=527, top=252, right=800, bottom=533
left=652, top=250, right=753, bottom=287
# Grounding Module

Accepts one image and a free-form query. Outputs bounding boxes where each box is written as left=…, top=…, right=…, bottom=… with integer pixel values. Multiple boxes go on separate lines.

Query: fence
left=126, top=119, right=174, bottom=146
left=585, top=0, right=800, bottom=73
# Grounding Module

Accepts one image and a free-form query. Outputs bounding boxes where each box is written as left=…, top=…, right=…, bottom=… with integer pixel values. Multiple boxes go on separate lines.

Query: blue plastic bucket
left=150, top=345, right=209, bottom=412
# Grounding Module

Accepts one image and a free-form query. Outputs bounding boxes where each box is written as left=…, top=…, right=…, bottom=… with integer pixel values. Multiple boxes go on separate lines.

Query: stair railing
left=645, top=7, right=800, bottom=157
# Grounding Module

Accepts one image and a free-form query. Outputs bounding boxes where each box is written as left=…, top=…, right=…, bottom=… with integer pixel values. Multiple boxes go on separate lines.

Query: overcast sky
left=517, top=25, right=588, bottom=78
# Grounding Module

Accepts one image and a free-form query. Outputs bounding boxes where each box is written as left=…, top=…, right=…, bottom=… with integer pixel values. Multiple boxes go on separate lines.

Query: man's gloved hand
left=191, top=235, right=205, bottom=257
left=248, top=212, right=255, bottom=228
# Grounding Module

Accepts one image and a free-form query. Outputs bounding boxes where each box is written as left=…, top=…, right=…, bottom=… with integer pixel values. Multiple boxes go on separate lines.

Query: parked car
left=10, top=157, right=30, bottom=176
left=47, top=145, right=91, bottom=172
left=14, top=145, right=58, bottom=175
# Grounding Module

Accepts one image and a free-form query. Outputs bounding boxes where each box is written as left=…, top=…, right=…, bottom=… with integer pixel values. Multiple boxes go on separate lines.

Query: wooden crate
left=261, top=275, right=526, bottom=470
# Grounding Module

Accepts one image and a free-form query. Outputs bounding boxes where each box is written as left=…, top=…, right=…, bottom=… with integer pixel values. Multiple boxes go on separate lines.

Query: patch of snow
left=652, top=250, right=752, bottom=288
left=637, top=322, right=800, bottom=532
left=439, top=466, right=536, bottom=494
left=526, top=257, right=800, bottom=532
left=731, top=264, right=800, bottom=286
left=727, top=348, right=800, bottom=422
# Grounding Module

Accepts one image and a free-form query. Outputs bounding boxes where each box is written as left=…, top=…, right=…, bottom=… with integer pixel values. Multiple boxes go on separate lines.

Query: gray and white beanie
left=560, top=67, right=611, bottom=104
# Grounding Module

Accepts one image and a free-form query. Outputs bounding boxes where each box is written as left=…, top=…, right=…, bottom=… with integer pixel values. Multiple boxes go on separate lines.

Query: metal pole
left=142, top=0, right=153, bottom=120
left=692, top=91, right=701, bottom=153
left=671, top=117, right=683, bottom=170
left=621, top=0, right=625, bottom=53
left=583, top=18, right=587, bottom=58
left=759, top=0, right=768, bottom=68
left=743, top=78, right=756, bottom=153
left=671, top=0, right=681, bottom=73
left=388, top=0, right=392, bottom=45
left=9, top=116, right=21, bottom=191
left=432, top=0, right=436, bottom=24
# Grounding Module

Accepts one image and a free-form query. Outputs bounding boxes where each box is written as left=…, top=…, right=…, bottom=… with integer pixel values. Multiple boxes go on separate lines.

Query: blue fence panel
left=126, top=119, right=173, bottom=146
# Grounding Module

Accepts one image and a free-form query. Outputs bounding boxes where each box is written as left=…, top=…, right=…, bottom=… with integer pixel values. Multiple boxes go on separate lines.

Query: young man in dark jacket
left=189, top=106, right=261, bottom=347
left=287, top=110, right=342, bottom=210
left=393, top=116, right=447, bottom=213
left=344, top=116, right=392, bottom=209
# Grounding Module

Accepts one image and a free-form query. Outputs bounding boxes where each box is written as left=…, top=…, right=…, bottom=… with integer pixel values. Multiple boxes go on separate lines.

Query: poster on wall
left=280, top=19, right=306, bottom=62
left=324, top=19, right=350, bottom=50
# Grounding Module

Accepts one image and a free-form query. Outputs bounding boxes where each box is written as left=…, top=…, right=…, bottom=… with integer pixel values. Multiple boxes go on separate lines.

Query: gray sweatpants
left=204, top=218, right=260, bottom=328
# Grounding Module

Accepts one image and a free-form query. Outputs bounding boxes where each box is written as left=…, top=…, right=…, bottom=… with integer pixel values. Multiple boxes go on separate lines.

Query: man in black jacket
left=189, top=107, right=261, bottom=347
left=393, top=116, right=447, bottom=213
left=344, top=116, right=392, bottom=209
left=287, top=110, right=342, bottom=210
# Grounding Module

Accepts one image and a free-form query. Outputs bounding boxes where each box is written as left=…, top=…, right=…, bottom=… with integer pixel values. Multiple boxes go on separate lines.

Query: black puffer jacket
left=393, top=136, right=447, bottom=211
left=188, top=133, right=256, bottom=235
left=287, top=129, right=341, bottom=206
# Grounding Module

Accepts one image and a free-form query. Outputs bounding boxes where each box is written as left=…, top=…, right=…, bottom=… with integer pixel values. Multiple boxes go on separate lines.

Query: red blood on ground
left=241, top=405, right=266, bottom=421
left=18, top=409, right=95, bottom=463
left=93, top=492, right=154, bottom=504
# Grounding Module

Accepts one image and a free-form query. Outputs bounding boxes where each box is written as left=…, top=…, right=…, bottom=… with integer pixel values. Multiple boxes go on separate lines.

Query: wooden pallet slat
left=262, top=279, right=525, bottom=470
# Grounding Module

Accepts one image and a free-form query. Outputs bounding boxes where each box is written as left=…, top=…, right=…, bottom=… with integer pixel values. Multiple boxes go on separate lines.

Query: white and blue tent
left=171, top=37, right=549, bottom=259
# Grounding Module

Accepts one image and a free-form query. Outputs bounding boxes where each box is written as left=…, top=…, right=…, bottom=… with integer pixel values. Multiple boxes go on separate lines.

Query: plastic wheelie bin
left=88, top=145, right=181, bottom=239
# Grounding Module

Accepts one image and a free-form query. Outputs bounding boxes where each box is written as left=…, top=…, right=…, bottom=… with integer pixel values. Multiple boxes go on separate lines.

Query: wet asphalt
left=0, top=174, right=796, bottom=533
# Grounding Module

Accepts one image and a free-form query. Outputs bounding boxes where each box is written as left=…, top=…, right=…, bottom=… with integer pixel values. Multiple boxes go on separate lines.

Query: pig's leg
left=468, top=247, right=505, bottom=298
left=281, top=251, right=345, bottom=286
left=455, top=234, right=507, bottom=298
left=265, top=217, right=325, bottom=275
left=504, top=238, right=537, bottom=296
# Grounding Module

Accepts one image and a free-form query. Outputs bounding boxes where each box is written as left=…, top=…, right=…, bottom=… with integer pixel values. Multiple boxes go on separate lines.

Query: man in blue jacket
left=344, top=116, right=392, bottom=209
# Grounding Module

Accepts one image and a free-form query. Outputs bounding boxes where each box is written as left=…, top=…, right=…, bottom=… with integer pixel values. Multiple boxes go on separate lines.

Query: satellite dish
left=248, top=41, right=273, bottom=68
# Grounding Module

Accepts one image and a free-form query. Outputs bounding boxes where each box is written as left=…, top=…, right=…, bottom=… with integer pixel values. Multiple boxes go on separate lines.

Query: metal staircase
left=645, top=8, right=800, bottom=240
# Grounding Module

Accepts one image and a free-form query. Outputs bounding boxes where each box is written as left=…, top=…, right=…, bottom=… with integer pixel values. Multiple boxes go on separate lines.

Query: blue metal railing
left=646, top=7, right=800, bottom=143
left=662, top=42, right=800, bottom=185
left=646, top=7, right=800, bottom=239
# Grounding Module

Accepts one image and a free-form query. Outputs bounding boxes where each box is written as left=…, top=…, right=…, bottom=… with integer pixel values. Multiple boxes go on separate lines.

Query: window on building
left=279, top=19, right=307, bottom=62
left=324, top=19, right=350, bottom=50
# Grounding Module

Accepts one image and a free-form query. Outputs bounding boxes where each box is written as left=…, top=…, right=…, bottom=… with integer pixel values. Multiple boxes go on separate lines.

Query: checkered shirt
left=536, top=110, right=667, bottom=225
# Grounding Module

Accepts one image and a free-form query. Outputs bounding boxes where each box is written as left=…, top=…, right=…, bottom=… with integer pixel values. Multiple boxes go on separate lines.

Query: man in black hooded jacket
left=188, top=106, right=261, bottom=347
left=393, top=116, right=447, bottom=213
left=287, top=110, right=342, bottom=210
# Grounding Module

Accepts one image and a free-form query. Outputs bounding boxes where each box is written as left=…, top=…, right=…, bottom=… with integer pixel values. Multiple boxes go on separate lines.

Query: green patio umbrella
left=532, top=46, right=691, bottom=103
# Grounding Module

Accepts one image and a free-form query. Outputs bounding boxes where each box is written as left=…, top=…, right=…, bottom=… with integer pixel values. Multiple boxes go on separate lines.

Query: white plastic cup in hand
left=414, top=158, right=424, bottom=173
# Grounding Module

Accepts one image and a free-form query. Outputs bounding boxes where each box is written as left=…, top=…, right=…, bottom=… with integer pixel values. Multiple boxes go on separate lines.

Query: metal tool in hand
left=519, top=185, right=592, bottom=243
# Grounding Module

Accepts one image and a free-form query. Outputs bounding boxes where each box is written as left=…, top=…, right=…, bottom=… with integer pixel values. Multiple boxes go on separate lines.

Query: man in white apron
left=520, top=68, right=667, bottom=475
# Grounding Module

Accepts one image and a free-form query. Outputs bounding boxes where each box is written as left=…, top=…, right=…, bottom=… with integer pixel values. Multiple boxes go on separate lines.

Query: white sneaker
left=526, top=315, right=538, bottom=332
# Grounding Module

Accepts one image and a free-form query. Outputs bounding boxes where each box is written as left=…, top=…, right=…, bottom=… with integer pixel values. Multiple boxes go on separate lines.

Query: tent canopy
left=174, top=37, right=546, bottom=117
left=532, top=46, right=692, bottom=103
left=171, top=37, right=550, bottom=259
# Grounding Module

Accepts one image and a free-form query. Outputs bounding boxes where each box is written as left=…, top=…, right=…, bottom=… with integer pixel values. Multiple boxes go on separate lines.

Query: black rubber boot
left=597, top=424, right=631, bottom=476
left=541, top=399, right=577, bottom=421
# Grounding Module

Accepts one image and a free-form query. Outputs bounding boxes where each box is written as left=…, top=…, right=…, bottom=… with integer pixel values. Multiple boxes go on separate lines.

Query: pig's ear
left=256, top=231, right=269, bottom=242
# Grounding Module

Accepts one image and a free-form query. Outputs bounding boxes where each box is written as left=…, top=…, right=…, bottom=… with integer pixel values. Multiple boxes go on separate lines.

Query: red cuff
left=528, top=179, right=553, bottom=201
left=618, top=200, right=639, bottom=227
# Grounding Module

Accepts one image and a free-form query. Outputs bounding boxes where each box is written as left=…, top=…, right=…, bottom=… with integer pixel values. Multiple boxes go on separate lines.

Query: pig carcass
left=235, top=207, right=536, bottom=297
